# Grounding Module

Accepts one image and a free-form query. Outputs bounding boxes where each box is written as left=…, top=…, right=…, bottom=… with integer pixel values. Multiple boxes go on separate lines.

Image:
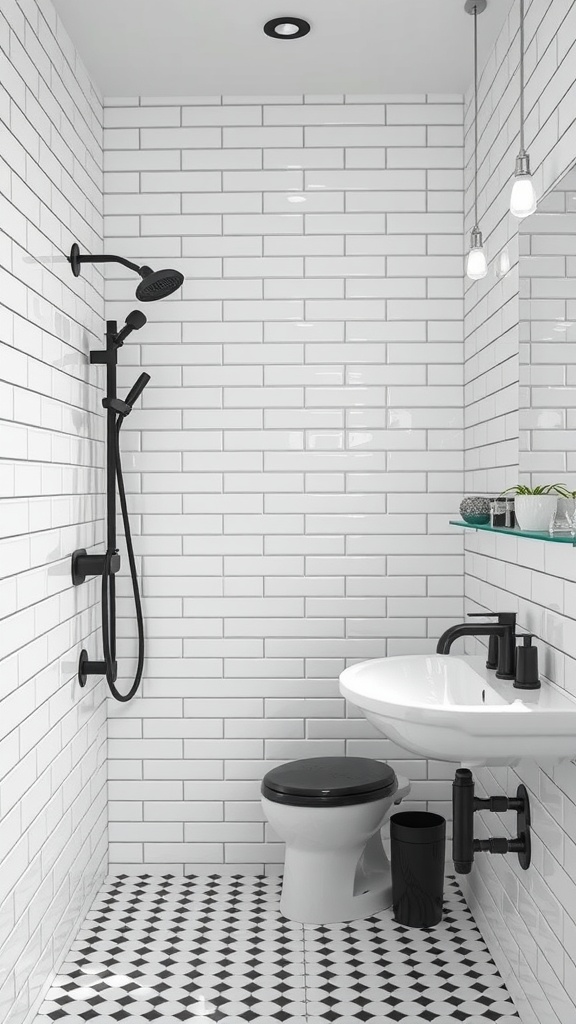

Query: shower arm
left=69, top=242, right=184, bottom=301
left=69, top=243, right=144, bottom=278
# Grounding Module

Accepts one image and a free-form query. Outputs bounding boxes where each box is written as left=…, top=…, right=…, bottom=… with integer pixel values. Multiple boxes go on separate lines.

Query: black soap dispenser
left=514, top=634, right=541, bottom=690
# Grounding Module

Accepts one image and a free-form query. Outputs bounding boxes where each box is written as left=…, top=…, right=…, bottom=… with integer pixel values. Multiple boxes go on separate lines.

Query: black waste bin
left=390, top=811, right=446, bottom=928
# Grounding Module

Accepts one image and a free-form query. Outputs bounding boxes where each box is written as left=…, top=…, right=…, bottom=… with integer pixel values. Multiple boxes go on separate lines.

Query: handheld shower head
left=69, top=244, right=184, bottom=302
left=115, top=309, right=147, bottom=346
left=136, top=266, right=185, bottom=302
left=105, top=372, right=151, bottom=417
left=125, top=372, right=151, bottom=410
left=125, top=309, right=147, bottom=330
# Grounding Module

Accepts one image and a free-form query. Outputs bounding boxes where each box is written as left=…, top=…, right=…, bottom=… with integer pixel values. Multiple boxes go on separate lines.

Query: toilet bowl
left=261, top=757, right=410, bottom=924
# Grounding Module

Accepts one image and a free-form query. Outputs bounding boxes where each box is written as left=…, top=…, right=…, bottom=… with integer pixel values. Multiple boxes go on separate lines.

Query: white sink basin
left=339, top=654, right=576, bottom=767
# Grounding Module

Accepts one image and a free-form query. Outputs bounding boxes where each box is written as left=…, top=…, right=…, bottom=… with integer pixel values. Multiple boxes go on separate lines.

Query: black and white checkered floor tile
left=34, top=874, right=520, bottom=1024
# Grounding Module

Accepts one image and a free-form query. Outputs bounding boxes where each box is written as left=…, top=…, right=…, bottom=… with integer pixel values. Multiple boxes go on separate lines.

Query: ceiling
left=52, top=0, right=513, bottom=98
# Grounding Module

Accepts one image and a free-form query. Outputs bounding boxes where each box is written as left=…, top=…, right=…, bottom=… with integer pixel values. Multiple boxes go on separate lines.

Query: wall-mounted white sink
left=340, top=654, right=576, bottom=767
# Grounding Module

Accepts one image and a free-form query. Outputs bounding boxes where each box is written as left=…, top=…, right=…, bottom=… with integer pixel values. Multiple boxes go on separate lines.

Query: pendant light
left=465, top=0, right=488, bottom=281
left=510, top=0, right=537, bottom=217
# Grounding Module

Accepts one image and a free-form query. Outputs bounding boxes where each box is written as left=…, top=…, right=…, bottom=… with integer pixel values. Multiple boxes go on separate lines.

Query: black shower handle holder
left=78, top=650, right=109, bottom=688
left=103, top=396, right=131, bottom=416
left=71, top=547, right=121, bottom=586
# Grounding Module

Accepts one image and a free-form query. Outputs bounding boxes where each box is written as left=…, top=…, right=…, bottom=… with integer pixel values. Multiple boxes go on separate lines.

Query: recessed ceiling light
left=263, top=17, right=311, bottom=39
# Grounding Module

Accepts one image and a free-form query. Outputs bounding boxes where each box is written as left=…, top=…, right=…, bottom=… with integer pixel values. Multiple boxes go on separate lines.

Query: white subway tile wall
left=463, top=2, right=576, bottom=1022
left=0, top=2, right=106, bottom=1023
left=104, top=94, right=465, bottom=874
left=520, top=166, right=576, bottom=482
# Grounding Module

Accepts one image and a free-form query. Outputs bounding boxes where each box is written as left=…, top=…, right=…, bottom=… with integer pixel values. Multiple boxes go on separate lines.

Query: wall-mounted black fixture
left=437, top=611, right=516, bottom=680
left=453, top=768, right=531, bottom=874
left=69, top=243, right=184, bottom=302
left=263, top=17, right=311, bottom=38
left=70, top=245, right=184, bottom=701
left=71, top=312, right=149, bottom=702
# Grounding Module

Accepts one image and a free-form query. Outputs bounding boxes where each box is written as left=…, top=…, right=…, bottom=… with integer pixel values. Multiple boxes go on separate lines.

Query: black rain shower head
left=136, top=266, right=185, bottom=302
left=69, top=243, right=184, bottom=302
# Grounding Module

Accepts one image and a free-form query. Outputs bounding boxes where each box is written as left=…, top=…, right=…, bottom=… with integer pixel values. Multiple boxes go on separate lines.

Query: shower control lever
left=71, top=547, right=121, bottom=587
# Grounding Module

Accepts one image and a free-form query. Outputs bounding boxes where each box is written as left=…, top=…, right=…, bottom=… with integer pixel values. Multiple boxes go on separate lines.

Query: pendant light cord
left=519, top=0, right=525, bottom=154
left=473, top=2, right=479, bottom=230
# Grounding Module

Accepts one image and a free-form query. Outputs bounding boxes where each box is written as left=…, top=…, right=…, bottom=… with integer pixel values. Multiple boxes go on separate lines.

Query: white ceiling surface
left=52, top=0, right=513, bottom=98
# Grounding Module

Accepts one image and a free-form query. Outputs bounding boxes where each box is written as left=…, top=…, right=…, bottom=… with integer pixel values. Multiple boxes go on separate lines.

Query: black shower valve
left=71, top=548, right=121, bottom=587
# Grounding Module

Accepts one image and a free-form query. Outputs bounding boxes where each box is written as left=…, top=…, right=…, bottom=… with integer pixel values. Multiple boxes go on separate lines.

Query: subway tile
left=305, top=169, right=425, bottom=191
left=306, top=299, right=386, bottom=319
left=305, top=212, right=386, bottom=234
left=264, top=190, right=344, bottom=213
left=141, top=170, right=223, bottom=192
left=182, top=106, right=262, bottom=126
left=387, top=103, right=463, bottom=124
left=224, top=256, right=303, bottom=277
left=264, top=235, right=344, bottom=255
left=224, top=213, right=303, bottom=235
left=140, top=126, right=222, bottom=148
left=104, top=106, right=181, bottom=127
left=223, top=126, right=303, bottom=147
left=305, top=255, right=386, bottom=276
left=223, top=170, right=303, bottom=191
left=264, top=147, right=344, bottom=169
left=181, top=149, right=262, bottom=169
left=304, top=125, right=424, bottom=147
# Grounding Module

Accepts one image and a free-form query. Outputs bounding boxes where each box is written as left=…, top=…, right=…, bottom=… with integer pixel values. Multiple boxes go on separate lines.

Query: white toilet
left=261, top=757, right=410, bottom=925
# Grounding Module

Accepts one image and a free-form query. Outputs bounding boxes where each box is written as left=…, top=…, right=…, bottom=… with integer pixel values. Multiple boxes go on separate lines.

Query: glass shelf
left=450, top=520, right=576, bottom=545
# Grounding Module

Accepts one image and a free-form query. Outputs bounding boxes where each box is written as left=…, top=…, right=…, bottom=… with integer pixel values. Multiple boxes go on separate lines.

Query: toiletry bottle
left=514, top=634, right=540, bottom=690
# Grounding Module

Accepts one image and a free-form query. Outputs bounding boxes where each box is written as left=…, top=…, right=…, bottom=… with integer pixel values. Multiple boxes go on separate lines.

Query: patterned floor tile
left=34, top=874, right=519, bottom=1023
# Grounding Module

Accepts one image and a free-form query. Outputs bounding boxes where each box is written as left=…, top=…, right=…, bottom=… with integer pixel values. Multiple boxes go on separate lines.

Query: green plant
left=500, top=483, right=566, bottom=496
left=553, top=485, right=576, bottom=499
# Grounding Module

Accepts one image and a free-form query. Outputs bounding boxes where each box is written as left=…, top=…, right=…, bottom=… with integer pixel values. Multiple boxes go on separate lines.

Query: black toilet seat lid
left=261, top=757, right=397, bottom=807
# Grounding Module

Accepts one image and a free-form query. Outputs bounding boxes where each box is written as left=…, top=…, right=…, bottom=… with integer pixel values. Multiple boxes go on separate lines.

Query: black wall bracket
left=453, top=768, right=531, bottom=873
left=71, top=548, right=121, bottom=587
left=78, top=649, right=109, bottom=688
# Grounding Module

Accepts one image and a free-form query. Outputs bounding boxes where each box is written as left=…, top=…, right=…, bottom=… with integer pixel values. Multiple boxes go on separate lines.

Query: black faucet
left=436, top=612, right=517, bottom=680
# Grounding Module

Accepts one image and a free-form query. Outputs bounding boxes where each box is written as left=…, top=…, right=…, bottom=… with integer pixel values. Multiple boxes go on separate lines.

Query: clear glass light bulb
left=466, top=245, right=488, bottom=280
left=510, top=173, right=537, bottom=218
left=276, top=22, right=299, bottom=34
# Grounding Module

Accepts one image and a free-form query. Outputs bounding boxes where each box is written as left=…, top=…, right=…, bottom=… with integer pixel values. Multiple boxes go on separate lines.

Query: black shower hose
left=101, top=414, right=144, bottom=702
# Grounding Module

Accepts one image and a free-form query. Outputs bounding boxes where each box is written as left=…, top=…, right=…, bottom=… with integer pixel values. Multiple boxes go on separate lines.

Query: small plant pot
left=514, top=495, right=558, bottom=532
